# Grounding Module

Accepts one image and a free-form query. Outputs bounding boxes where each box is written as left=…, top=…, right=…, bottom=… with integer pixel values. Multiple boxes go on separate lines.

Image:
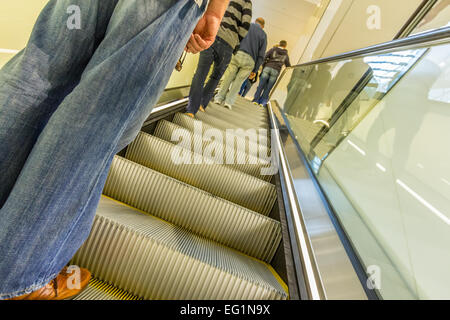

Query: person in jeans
left=214, top=18, right=267, bottom=110
left=253, top=40, right=291, bottom=107
left=186, top=0, right=252, bottom=117
left=0, top=0, right=229, bottom=300
left=239, top=73, right=257, bottom=97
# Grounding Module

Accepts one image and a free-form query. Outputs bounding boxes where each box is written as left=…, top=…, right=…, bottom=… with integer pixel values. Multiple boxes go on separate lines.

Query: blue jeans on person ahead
left=0, top=0, right=206, bottom=299
left=186, top=37, right=233, bottom=114
left=240, top=79, right=253, bottom=97
left=253, top=67, right=280, bottom=106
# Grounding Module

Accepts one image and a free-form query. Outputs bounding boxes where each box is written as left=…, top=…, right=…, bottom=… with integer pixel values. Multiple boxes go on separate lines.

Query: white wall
left=0, top=0, right=197, bottom=89
left=253, top=0, right=330, bottom=63
left=299, top=0, right=423, bottom=63
left=0, top=0, right=329, bottom=89
left=0, top=0, right=48, bottom=68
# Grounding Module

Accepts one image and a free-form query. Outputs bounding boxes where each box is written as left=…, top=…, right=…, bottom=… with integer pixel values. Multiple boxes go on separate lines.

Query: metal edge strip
left=267, top=101, right=325, bottom=300
left=272, top=101, right=380, bottom=300
left=151, top=98, right=189, bottom=115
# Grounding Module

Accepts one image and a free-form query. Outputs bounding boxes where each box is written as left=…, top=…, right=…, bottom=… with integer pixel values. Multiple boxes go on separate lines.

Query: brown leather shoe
left=8, top=266, right=91, bottom=300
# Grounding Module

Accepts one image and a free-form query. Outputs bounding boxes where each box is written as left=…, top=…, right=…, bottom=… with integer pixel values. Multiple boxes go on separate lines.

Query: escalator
left=70, top=2, right=450, bottom=301
left=70, top=97, right=289, bottom=300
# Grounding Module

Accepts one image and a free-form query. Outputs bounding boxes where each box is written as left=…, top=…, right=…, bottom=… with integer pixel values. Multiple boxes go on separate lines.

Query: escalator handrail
left=270, top=27, right=449, bottom=154
left=285, top=27, right=450, bottom=71
left=269, top=28, right=450, bottom=116
left=268, top=102, right=326, bottom=300
left=394, top=0, right=439, bottom=39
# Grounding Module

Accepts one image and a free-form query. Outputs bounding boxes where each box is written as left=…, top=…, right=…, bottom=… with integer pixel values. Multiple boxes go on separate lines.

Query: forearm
left=185, top=0, right=229, bottom=54
left=205, top=0, right=230, bottom=19
left=286, top=56, right=291, bottom=68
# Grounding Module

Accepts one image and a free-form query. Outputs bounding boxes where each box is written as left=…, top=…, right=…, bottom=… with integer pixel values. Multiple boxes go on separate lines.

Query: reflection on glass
left=276, top=40, right=450, bottom=299
left=283, top=49, right=426, bottom=162
left=428, top=60, right=450, bottom=103
left=364, top=50, right=425, bottom=93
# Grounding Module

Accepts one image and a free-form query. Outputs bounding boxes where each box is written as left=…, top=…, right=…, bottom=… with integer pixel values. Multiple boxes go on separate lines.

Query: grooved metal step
left=74, top=278, right=142, bottom=300
left=206, top=107, right=267, bottom=128
left=200, top=105, right=268, bottom=129
left=210, top=100, right=268, bottom=117
left=234, top=96, right=267, bottom=110
left=232, top=96, right=269, bottom=114
left=72, top=197, right=288, bottom=300
left=171, top=112, right=271, bottom=155
left=208, top=101, right=268, bottom=122
left=103, top=156, right=282, bottom=262
left=195, top=111, right=270, bottom=135
left=154, top=120, right=273, bottom=182
left=174, top=112, right=271, bottom=143
left=125, top=132, right=276, bottom=215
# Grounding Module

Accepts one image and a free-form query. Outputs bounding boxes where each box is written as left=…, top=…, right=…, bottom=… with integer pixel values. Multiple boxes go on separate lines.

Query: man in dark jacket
left=215, top=18, right=267, bottom=110
left=253, top=40, right=291, bottom=107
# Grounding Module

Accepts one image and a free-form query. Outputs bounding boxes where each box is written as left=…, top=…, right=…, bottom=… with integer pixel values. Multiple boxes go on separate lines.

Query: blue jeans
left=240, top=79, right=253, bottom=97
left=186, top=37, right=233, bottom=114
left=253, top=67, right=280, bottom=106
left=0, top=0, right=205, bottom=299
left=215, top=50, right=255, bottom=106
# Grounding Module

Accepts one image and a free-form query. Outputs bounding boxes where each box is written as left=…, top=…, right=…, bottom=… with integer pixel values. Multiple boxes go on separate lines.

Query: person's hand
left=249, top=72, right=257, bottom=80
left=185, top=12, right=221, bottom=54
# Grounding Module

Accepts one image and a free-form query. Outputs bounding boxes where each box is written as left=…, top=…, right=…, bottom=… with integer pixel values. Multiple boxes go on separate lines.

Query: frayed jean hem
left=0, top=271, right=60, bottom=300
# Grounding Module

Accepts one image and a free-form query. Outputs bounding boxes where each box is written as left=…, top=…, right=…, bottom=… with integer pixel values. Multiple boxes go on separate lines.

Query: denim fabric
left=186, top=37, right=233, bottom=114
left=215, top=50, right=255, bottom=106
left=253, top=67, right=280, bottom=106
left=239, top=79, right=253, bottom=97
left=0, top=0, right=205, bottom=299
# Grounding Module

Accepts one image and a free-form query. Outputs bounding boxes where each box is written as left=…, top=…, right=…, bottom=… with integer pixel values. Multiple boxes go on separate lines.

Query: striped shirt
left=217, top=0, right=252, bottom=50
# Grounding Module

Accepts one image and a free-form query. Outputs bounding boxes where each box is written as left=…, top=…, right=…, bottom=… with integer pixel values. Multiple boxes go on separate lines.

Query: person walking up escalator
left=214, top=17, right=267, bottom=110
left=186, top=0, right=253, bottom=117
left=253, top=40, right=291, bottom=107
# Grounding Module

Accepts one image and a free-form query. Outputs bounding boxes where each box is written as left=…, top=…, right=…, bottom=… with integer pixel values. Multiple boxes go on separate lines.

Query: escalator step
left=74, top=278, right=142, bottom=300
left=103, top=156, right=282, bottom=262
left=209, top=100, right=268, bottom=118
left=194, top=112, right=270, bottom=137
left=173, top=113, right=271, bottom=144
left=154, top=120, right=273, bottom=182
left=72, top=197, right=288, bottom=300
left=125, top=132, right=276, bottom=215
left=198, top=106, right=268, bottom=129
left=171, top=112, right=271, bottom=155
left=233, top=96, right=269, bottom=113
left=208, top=102, right=268, bottom=122
left=205, top=109, right=267, bottom=128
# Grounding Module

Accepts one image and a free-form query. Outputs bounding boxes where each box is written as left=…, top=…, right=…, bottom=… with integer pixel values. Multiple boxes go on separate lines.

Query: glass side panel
left=411, top=0, right=450, bottom=35
left=275, top=39, right=450, bottom=299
